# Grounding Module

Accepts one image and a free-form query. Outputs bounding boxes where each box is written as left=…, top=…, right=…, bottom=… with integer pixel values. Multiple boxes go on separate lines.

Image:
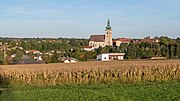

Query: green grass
left=0, top=81, right=180, bottom=101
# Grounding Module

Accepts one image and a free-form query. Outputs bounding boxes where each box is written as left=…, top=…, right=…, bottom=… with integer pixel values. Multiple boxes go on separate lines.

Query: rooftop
left=89, top=35, right=105, bottom=42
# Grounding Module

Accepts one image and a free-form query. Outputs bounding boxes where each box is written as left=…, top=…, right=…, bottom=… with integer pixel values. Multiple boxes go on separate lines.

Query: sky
left=0, top=0, right=180, bottom=39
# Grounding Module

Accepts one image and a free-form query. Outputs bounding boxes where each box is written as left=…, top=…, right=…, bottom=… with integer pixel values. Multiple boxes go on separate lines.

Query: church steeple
left=106, top=19, right=111, bottom=30
left=105, top=19, right=112, bottom=46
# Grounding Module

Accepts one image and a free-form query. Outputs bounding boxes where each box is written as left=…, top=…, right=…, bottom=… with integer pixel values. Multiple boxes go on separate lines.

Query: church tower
left=105, top=19, right=113, bottom=46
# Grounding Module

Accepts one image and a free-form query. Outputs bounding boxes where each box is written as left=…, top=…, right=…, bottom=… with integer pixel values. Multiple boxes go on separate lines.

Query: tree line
left=0, top=37, right=179, bottom=64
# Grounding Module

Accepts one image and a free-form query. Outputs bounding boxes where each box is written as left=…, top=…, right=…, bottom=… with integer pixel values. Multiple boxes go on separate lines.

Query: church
left=88, top=20, right=113, bottom=48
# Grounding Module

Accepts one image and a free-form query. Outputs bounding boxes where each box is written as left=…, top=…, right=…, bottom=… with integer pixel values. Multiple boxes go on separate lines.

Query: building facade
left=113, top=38, right=132, bottom=46
left=97, top=53, right=125, bottom=61
left=83, top=46, right=95, bottom=51
left=89, top=19, right=113, bottom=48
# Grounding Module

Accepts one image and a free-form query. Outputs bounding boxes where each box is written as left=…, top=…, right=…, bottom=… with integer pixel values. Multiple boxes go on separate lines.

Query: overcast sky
left=0, top=0, right=180, bottom=38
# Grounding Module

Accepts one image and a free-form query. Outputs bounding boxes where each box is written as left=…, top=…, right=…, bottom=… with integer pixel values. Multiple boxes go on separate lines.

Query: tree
left=73, top=51, right=87, bottom=61
left=12, top=49, right=24, bottom=63
left=96, top=46, right=103, bottom=55
left=119, top=43, right=128, bottom=53
left=160, top=37, right=170, bottom=57
left=50, top=52, right=60, bottom=63
left=152, top=43, right=161, bottom=56
left=125, top=43, right=138, bottom=59
left=0, top=51, right=5, bottom=65
left=160, top=37, right=169, bottom=46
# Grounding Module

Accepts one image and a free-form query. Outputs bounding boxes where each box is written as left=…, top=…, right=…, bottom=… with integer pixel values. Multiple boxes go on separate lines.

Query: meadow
left=0, top=60, right=180, bottom=101
left=1, top=81, right=180, bottom=101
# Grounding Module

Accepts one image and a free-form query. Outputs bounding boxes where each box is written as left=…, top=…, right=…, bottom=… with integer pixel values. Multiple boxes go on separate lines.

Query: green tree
left=50, top=52, right=60, bottom=63
left=125, top=43, right=138, bottom=59
left=0, top=51, right=5, bottom=65
left=12, top=49, right=24, bottom=63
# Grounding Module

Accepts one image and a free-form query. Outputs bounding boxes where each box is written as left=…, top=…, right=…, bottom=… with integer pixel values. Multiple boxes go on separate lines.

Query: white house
left=25, top=50, right=40, bottom=54
left=34, top=56, right=43, bottom=61
left=97, top=53, right=125, bottom=61
left=83, top=46, right=95, bottom=51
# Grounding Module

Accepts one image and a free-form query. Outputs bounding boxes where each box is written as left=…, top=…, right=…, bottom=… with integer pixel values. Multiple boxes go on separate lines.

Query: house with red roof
left=113, top=38, right=131, bottom=46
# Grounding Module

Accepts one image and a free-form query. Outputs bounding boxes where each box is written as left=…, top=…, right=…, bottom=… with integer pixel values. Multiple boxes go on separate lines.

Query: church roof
left=89, top=35, right=105, bottom=42
left=106, top=19, right=111, bottom=29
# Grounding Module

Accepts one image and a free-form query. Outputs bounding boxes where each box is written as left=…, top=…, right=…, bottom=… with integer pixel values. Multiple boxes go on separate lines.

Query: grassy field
left=0, top=81, right=180, bottom=101
left=0, top=60, right=179, bottom=101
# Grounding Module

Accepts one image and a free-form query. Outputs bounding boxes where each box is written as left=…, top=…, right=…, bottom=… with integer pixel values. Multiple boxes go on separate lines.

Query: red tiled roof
left=139, top=39, right=153, bottom=43
left=114, top=38, right=131, bottom=43
left=89, top=35, right=105, bottom=42
left=118, top=38, right=131, bottom=41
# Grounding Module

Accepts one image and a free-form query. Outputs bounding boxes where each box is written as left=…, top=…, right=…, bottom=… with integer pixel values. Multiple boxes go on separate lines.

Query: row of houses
left=83, top=20, right=162, bottom=61
left=83, top=20, right=160, bottom=52
left=84, top=37, right=159, bottom=51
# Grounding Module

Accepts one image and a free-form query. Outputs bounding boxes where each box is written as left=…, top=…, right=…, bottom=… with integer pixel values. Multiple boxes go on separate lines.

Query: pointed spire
left=107, top=18, right=110, bottom=26
left=106, top=18, right=111, bottom=29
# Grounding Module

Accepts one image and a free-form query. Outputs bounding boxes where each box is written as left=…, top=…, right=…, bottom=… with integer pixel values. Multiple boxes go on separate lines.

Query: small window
left=114, top=57, right=117, bottom=60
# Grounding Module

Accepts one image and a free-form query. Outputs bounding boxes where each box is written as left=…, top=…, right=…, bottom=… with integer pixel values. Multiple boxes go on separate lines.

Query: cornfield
left=0, top=60, right=179, bottom=85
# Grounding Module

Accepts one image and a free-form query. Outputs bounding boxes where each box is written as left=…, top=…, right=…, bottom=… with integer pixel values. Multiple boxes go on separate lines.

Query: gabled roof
left=89, top=35, right=105, bottom=42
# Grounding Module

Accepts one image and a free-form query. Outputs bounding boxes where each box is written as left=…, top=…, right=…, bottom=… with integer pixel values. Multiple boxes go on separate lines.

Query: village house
left=25, top=50, right=40, bottom=54
left=60, top=57, right=78, bottom=63
left=97, top=53, right=125, bottom=61
left=134, top=36, right=160, bottom=44
left=17, top=55, right=45, bottom=64
left=84, top=20, right=160, bottom=52
left=34, top=56, right=43, bottom=61
left=113, top=38, right=131, bottom=46
left=83, top=46, right=95, bottom=51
